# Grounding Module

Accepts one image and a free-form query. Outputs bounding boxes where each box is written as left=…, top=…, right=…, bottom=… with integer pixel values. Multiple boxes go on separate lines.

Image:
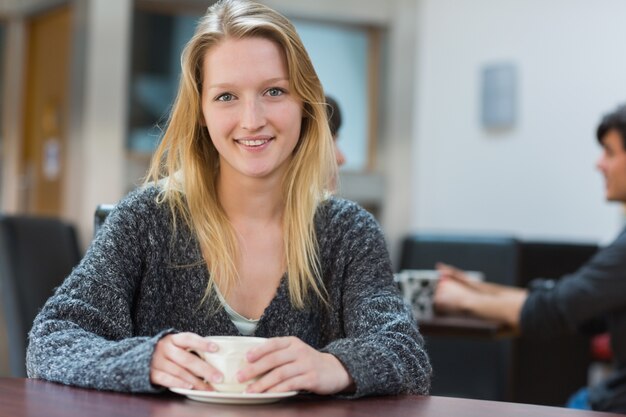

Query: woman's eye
left=266, top=88, right=284, bottom=97
left=216, top=93, right=234, bottom=102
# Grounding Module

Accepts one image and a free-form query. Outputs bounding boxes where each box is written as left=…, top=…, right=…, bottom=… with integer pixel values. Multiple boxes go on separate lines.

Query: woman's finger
left=151, top=368, right=195, bottom=390
left=245, top=359, right=304, bottom=393
left=264, top=374, right=310, bottom=393
left=241, top=338, right=299, bottom=382
left=151, top=333, right=222, bottom=389
left=170, top=332, right=217, bottom=353
left=151, top=357, right=212, bottom=390
left=245, top=337, right=289, bottom=362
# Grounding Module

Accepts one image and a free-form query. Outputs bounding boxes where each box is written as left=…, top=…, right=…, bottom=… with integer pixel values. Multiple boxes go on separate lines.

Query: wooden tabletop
left=0, top=378, right=622, bottom=417
left=418, top=315, right=518, bottom=339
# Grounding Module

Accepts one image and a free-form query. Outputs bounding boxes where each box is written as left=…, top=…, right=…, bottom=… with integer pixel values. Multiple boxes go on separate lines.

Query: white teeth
left=238, top=139, right=269, bottom=146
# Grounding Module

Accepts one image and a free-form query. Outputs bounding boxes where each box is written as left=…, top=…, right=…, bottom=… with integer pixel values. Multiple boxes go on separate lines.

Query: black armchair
left=400, top=233, right=598, bottom=406
left=0, top=215, right=81, bottom=376
left=94, top=204, right=115, bottom=237
left=400, top=233, right=519, bottom=401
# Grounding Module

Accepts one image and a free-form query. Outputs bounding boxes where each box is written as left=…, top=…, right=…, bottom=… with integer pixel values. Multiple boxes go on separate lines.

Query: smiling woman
left=26, top=0, right=431, bottom=399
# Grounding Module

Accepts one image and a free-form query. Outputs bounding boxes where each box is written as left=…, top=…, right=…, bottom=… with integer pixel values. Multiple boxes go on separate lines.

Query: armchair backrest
left=94, top=204, right=115, bottom=237
left=400, top=233, right=519, bottom=285
left=0, top=215, right=81, bottom=376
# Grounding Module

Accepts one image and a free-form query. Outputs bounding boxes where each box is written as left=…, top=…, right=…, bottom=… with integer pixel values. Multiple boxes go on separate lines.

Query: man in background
left=434, top=104, right=626, bottom=413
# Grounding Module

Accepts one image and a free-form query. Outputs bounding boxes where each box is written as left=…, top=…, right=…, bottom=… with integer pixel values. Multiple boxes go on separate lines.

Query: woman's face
left=201, top=37, right=303, bottom=182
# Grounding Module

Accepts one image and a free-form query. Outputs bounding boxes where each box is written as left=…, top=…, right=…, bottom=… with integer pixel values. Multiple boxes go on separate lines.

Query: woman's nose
left=240, top=99, right=266, bottom=131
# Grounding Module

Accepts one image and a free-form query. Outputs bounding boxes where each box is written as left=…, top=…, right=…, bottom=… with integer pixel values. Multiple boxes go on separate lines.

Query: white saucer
left=170, top=387, right=298, bottom=405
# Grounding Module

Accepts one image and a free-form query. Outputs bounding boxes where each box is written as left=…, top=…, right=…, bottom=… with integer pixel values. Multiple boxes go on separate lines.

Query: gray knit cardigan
left=26, top=186, right=431, bottom=397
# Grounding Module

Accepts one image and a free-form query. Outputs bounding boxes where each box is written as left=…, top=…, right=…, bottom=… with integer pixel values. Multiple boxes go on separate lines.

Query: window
left=128, top=11, right=197, bottom=155
left=293, top=20, right=376, bottom=172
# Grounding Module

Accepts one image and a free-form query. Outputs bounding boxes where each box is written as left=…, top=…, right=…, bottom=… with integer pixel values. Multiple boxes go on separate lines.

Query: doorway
left=20, top=4, right=72, bottom=216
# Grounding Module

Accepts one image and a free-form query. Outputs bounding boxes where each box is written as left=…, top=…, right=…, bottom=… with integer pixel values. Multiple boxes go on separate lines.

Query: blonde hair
left=146, top=0, right=337, bottom=309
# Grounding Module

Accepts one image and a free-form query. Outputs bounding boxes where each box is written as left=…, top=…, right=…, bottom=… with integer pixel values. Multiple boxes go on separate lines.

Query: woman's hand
left=238, top=336, right=354, bottom=395
left=150, top=332, right=222, bottom=391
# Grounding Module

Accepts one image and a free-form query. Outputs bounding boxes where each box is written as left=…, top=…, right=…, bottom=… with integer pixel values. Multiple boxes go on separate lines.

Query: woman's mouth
left=235, top=136, right=274, bottom=148
left=238, top=138, right=270, bottom=146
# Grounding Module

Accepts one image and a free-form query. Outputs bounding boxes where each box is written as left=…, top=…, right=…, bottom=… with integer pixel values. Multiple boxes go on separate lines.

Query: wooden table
left=0, top=378, right=622, bottom=417
left=418, top=314, right=517, bottom=339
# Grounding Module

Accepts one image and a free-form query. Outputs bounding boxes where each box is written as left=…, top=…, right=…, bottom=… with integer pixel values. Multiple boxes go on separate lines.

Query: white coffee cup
left=194, top=336, right=267, bottom=393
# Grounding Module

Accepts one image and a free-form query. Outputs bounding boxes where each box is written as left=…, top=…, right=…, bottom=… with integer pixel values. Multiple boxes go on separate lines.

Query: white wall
left=411, top=0, right=626, bottom=244
left=379, top=0, right=418, bottom=264
left=72, top=0, right=131, bottom=247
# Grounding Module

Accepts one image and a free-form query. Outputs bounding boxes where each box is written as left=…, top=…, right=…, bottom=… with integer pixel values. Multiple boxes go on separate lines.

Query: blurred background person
left=433, top=104, right=626, bottom=413
left=325, top=95, right=346, bottom=167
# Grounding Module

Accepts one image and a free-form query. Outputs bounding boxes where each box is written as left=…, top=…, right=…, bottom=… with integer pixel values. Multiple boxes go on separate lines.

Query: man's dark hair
left=325, top=95, right=343, bottom=137
left=597, top=104, right=626, bottom=149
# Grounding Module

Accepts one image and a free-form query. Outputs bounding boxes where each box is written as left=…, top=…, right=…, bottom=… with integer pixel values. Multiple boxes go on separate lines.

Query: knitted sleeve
left=26, top=187, right=170, bottom=392
left=319, top=199, right=432, bottom=397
